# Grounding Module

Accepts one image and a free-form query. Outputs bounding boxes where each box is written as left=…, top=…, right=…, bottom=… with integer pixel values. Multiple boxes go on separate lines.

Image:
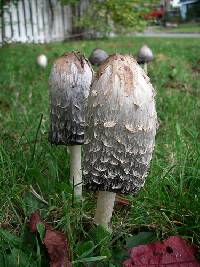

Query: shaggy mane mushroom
left=49, top=51, right=93, bottom=199
left=83, top=53, right=157, bottom=226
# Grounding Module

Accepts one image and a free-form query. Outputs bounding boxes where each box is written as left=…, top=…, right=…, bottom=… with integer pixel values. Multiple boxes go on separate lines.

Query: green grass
left=0, top=36, right=200, bottom=266
left=154, top=22, right=200, bottom=33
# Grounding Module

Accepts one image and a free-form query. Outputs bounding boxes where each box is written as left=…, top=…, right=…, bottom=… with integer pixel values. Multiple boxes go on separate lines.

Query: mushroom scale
left=83, top=54, right=157, bottom=195
left=49, top=52, right=93, bottom=145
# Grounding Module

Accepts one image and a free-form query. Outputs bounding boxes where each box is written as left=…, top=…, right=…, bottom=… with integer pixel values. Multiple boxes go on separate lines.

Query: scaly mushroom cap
left=137, top=45, right=154, bottom=64
left=89, top=48, right=109, bottom=66
left=49, top=51, right=93, bottom=145
left=83, top=54, right=157, bottom=194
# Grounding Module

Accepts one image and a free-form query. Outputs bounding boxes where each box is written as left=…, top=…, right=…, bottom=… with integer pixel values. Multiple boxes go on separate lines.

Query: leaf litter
left=29, top=210, right=72, bottom=267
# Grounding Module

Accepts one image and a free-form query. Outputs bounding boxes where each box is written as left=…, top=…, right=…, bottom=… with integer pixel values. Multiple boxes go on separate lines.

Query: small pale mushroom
left=89, top=48, right=109, bottom=66
left=83, top=54, right=157, bottom=227
left=37, top=54, right=48, bottom=68
left=49, top=51, right=93, bottom=199
left=137, top=45, right=154, bottom=74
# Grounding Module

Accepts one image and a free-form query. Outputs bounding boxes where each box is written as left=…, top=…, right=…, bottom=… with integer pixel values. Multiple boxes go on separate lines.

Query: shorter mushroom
left=37, top=54, right=48, bottom=68
left=49, top=52, right=93, bottom=199
left=137, top=45, right=154, bottom=74
left=89, top=48, right=109, bottom=66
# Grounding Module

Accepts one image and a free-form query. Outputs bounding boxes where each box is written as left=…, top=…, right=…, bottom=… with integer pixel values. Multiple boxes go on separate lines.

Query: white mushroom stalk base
left=69, top=145, right=82, bottom=199
left=94, top=191, right=116, bottom=227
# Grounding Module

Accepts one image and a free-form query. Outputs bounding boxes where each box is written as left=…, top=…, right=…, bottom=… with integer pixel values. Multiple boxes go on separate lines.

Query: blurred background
left=0, top=0, right=199, bottom=45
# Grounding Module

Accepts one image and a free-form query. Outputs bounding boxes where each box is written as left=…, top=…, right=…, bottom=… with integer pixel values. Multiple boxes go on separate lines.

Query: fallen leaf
left=29, top=210, right=41, bottom=233
left=115, top=195, right=130, bottom=206
left=44, top=229, right=72, bottom=267
left=123, top=236, right=200, bottom=267
left=29, top=211, right=72, bottom=267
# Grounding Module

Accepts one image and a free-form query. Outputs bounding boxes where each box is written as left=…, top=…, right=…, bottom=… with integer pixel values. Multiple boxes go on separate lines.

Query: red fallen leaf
left=115, top=195, right=130, bottom=206
left=44, top=229, right=72, bottom=267
left=29, top=211, right=72, bottom=267
left=123, top=236, right=200, bottom=267
left=29, top=210, right=41, bottom=232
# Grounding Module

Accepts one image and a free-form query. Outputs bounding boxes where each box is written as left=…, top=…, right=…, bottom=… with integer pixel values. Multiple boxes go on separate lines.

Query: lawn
left=0, top=36, right=200, bottom=266
left=154, top=22, right=200, bottom=33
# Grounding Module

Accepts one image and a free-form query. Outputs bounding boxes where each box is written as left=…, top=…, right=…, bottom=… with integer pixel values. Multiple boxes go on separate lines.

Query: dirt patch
left=192, top=59, right=200, bottom=73
left=156, top=53, right=170, bottom=62
left=0, top=99, right=10, bottom=111
left=164, top=80, right=198, bottom=97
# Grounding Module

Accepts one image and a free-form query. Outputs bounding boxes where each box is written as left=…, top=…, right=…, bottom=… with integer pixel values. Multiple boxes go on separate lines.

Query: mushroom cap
left=37, top=54, right=48, bottom=68
left=89, top=48, right=109, bottom=66
left=49, top=51, right=93, bottom=145
left=83, top=54, right=157, bottom=194
left=137, top=45, right=154, bottom=64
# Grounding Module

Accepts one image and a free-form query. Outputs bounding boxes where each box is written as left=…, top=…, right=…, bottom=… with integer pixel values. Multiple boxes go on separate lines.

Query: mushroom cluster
left=48, top=50, right=157, bottom=227
left=83, top=54, right=157, bottom=226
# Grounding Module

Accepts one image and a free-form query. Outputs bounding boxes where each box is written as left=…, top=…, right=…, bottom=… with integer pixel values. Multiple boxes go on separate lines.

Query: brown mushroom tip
left=54, top=51, right=93, bottom=73
left=49, top=51, right=94, bottom=146
left=97, top=53, right=139, bottom=80
left=137, top=45, right=154, bottom=64
left=89, top=48, right=109, bottom=66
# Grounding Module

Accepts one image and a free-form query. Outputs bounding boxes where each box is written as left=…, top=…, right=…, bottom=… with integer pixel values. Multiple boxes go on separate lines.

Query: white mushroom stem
left=94, top=191, right=116, bottom=227
left=69, top=145, right=82, bottom=199
left=144, top=63, right=148, bottom=74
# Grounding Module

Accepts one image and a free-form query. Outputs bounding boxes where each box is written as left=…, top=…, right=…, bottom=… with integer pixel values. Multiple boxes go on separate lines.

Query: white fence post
left=0, top=0, right=88, bottom=45
left=3, top=5, right=12, bottom=43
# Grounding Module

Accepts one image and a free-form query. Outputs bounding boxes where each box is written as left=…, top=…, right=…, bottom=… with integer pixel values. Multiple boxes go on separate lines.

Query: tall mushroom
left=83, top=54, right=157, bottom=226
left=89, top=48, right=109, bottom=66
left=137, top=45, right=154, bottom=74
left=49, top=51, right=93, bottom=199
